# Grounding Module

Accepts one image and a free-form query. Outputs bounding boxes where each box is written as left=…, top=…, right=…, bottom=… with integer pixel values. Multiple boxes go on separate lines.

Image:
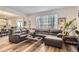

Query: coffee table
left=26, top=35, right=42, bottom=41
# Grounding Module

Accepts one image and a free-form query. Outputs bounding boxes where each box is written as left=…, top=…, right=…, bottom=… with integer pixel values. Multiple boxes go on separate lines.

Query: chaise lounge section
left=44, top=35, right=62, bottom=48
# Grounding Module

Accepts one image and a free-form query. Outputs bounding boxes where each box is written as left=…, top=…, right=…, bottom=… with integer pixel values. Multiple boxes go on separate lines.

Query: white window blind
left=36, top=15, right=56, bottom=29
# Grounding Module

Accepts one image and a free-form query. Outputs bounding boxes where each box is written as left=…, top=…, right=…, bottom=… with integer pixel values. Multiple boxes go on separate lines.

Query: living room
left=0, top=6, right=79, bottom=52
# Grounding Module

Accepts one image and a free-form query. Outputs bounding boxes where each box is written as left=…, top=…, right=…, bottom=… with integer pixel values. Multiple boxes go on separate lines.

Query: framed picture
left=58, top=17, right=66, bottom=30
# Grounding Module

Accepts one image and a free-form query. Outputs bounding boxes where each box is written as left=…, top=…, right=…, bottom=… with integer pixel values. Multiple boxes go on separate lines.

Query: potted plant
left=63, top=18, right=77, bottom=36
left=57, top=18, right=77, bottom=38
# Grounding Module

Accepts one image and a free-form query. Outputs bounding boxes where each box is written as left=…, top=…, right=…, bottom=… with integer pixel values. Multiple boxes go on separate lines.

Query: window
left=36, top=15, right=55, bottom=29
left=16, top=19, right=24, bottom=28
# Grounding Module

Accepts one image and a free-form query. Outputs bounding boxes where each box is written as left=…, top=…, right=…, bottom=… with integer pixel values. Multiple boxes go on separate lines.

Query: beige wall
left=10, top=18, right=16, bottom=27
left=0, top=16, right=28, bottom=28
left=28, top=6, right=77, bottom=29
left=9, top=16, right=28, bottom=28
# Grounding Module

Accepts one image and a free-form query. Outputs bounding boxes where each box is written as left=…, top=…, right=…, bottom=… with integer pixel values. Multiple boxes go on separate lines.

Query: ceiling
left=0, top=6, right=64, bottom=17
left=4, top=6, right=63, bottom=15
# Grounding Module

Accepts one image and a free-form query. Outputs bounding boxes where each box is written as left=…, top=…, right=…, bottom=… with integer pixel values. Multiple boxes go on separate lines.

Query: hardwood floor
left=0, top=36, right=77, bottom=52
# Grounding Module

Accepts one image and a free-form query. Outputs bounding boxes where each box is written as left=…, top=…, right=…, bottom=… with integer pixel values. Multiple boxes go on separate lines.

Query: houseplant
left=63, top=18, right=77, bottom=36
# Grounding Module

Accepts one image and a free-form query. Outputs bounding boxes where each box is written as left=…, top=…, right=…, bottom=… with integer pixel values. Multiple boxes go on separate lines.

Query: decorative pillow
left=29, top=29, right=35, bottom=34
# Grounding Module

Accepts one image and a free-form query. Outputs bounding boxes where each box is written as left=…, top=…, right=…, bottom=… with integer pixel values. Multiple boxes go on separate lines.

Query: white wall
left=54, top=6, right=77, bottom=21
left=28, top=6, right=77, bottom=29
left=0, top=6, right=78, bottom=29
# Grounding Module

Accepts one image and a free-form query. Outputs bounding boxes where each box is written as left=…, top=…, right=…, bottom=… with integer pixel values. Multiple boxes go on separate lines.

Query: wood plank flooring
left=0, top=36, right=77, bottom=52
